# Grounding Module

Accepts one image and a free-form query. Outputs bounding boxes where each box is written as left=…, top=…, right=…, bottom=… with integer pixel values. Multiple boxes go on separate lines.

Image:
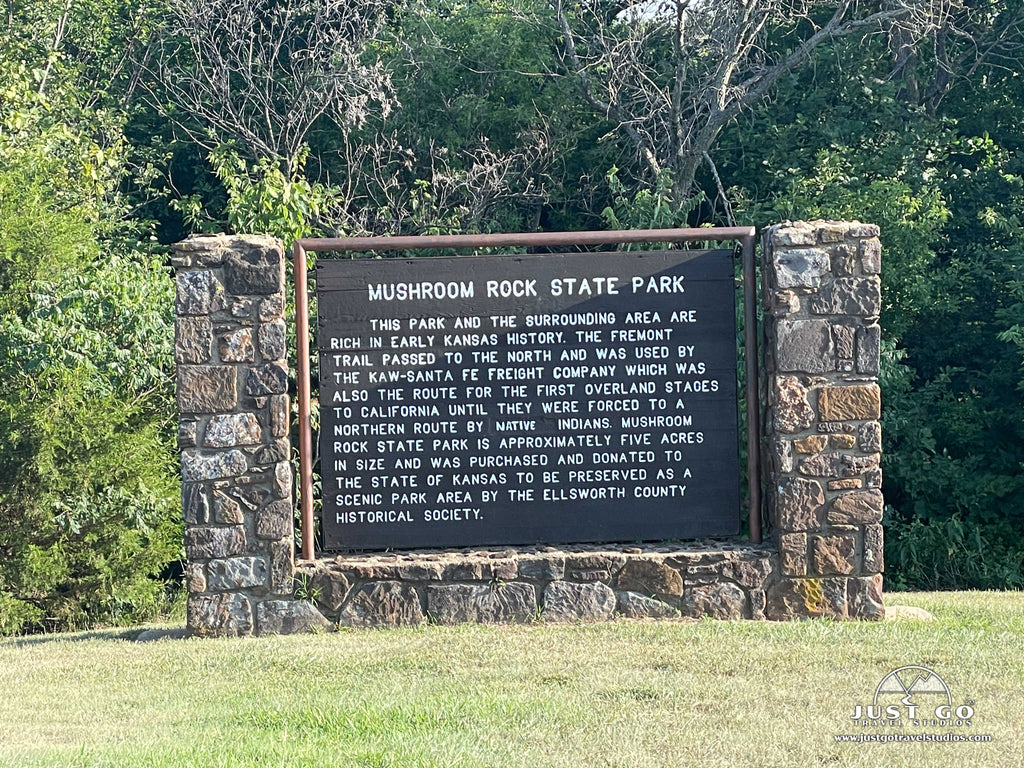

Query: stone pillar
left=172, top=234, right=328, bottom=636
left=761, top=221, right=884, bottom=620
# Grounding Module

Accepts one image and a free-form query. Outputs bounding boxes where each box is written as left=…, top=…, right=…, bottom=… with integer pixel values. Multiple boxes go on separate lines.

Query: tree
left=145, top=0, right=396, bottom=176
left=0, top=5, right=182, bottom=635
left=720, top=25, right=1024, bottom=590
left=549, top=0, right=936, bottom=207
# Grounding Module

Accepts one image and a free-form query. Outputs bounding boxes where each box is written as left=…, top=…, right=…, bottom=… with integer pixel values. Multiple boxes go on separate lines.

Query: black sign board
left=316, top=249, right=739, bottom=550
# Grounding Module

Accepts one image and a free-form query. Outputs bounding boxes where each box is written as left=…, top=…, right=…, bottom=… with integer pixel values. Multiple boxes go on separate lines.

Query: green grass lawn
left=0, top=591, right=1021, bottom=767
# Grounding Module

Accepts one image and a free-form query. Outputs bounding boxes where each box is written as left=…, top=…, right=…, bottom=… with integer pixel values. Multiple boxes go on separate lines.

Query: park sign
left=174, top=223, right=891, bottom=636
left=316, top=248, right=740, bottom=550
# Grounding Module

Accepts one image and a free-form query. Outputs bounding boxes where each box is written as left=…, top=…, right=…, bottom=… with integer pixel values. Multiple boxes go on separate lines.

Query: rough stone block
left=616, top=591, right=680, bottom=619
left=259, top=321, right=287, bottom=362
left=246, top=363, right=289, bottom=396
left=848, top=224, right=880, bottom=238
left=172, top=236, right=228, bottom=266
left=818, top=384, right=881, bottom=421
left=518, top=554, right=565, bottom=581
left=774, top=375, right=816, bottom=433
left=794, top=435, right=828, bottom=454
left=565, top=552, right=627, bottom=575
left=542, top=581, right=615, bottom=622
left=860, top=238, right=881, bottom=274
left=816, top=225, right=847, bottom=243
left=865, top=467, right=882, bottom=489
left=338, top=582, right=424, bottom=628
left=188, top=592, right=252, bottom=637
left=856, top=325, right=880, bottom=374
left=174, top=234, right=232, bottom=264
left=182, top=482, right=210, bottom=525
left=256, top=439, right=290, bottom=466
left=178, top=366, right=237, bottom=413
left=566, top=568, right=610, bottom=583
left=178, top=420, right=197, bottom=449
left=218, top=328, right=254, bottom=363
left=176, top=270, right=224, bottom=316
left=848, top=574, right=884, bottom=620
left=428, top=583, right=537, bottom=624
left=776, top=320, right=835, bottom=374
left=273, top=462, right=292, bottom=500
left=229, top=484, right=268, bottom=512
left=257, top=600, right=332, bottom=635
left=309, top=567, right=351, bottom=611
left=750, top=589, right=767, bottom=620
left=440, top=558, right=517, bottom=581
left=830, top=243, right=857, bottom=276
left=181, top=449, right=248, bottom=482
left=809, top=276, right=881, bottom=316
left=185, top=525, right=246, bottom=561
left=206, top=556, right=268, bottom=590
left=765, top=579, right=825, bottom=620
left=214, top=491, right=244, bottom=524
left=770, top=225, right=818, bottom=247
left=858, top=421, right=882, bottom=453
left=779, top=533, right=807, bottom=576
left=394, top=561, right=443, bottom=581
left=176, top=317, right=213, bottom=364
left=721, top=556, right=774, bottom=589
left=257, top=499, right=293, bottom=540
left=339, top=561, right=402, bottom=582
left=774, top=437, right=794, bottom=473
left=829, top=434, right=857, bottom=449
left=616, top=559, right=683, bottom=596
left=185, top=562, right=206, bottom=593
left=768, top=289, right=800, bottom=316
left=225, top=246, right=284, bottom=295
left=798, top=451, right=879, bottom=478
left=863, top=524, right=884, bottom=574
left=259, top=294, right=285, bottom=322
left=828, top=490, right=884, bottom=525
left=831, top=324, right=855, bottom=359
left=681, top=582, right=747, bottom=620
left=774, top=477, right=825, bottom=531
left=773, top=247, right=831, bottom=289
left=270, top=395, right=289, bottom=438
left=811, top=535, right=856, bottom=575
left=231, top=297, right=253, bottom=319
left=822, top=577, right=849, bottom=618
left=203, top=413, right=262, bottom=448
left=269, top=540, right=295, bottom=595
left=828, top=479, right=863, bottom=491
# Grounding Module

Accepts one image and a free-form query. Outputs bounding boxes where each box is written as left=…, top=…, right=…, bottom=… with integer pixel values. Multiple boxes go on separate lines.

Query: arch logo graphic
left=850, top=666, right=976, bottom=727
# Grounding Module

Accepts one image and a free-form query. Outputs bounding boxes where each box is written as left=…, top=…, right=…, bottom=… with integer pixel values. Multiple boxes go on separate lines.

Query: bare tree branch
left=549, top=0, right=933, bottom=200
left=141, top=0, right=396, bottom=175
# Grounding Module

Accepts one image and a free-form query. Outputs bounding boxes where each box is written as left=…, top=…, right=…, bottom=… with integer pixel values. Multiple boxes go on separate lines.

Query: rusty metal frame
left=294, top=227, right=762, bottom=560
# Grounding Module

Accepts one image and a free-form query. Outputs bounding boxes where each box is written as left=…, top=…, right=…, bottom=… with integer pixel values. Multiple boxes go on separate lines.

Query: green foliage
left=600, top=167, right=704, bottom=234
left=0, top=41, right=181, bottom=635
left=173, top=145, right=341, bottom=245
left=884, top=510, right=1024, bottom=591
left=724, top=33, right=1024, bottom=590
left=0, top=248, right=181, bottom=635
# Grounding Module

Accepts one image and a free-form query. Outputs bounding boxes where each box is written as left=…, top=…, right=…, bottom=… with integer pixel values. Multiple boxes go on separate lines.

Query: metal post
left=294, top=241, right=315, bottom=561
left=742, top=233, right=762, bottom=544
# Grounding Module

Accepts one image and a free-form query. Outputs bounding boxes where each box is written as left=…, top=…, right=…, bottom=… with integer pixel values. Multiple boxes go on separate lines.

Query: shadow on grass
left=0, top=626, right=187, bottom=648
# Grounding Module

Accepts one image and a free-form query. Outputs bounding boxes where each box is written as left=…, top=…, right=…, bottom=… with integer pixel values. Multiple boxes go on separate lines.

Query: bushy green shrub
left=0, top=68, right=181, bottom=634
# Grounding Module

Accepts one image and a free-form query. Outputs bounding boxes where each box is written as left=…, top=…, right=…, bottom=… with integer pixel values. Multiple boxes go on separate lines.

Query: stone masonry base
left=293, top=540, right=879, bottom=628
